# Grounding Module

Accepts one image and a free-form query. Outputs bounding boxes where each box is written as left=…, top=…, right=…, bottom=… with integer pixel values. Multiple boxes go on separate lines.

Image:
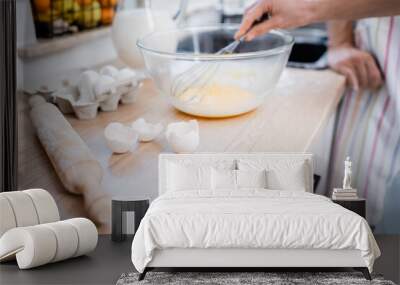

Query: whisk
left=171, top=36, right=245, bottom=103
left=171, top=15, right=269, bottom=103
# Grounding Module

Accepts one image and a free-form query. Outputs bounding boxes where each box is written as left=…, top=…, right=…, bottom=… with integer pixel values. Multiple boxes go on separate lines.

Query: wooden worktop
left=18, top=67, right=345, bottom=232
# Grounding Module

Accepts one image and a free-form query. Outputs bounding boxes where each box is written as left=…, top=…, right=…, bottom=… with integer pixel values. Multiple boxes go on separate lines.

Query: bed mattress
left=131, top=190, right=380, bottom=273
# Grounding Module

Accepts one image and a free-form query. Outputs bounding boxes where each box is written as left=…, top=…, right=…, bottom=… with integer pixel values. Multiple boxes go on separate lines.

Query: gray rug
left=116, top=272, right=396, bottom=285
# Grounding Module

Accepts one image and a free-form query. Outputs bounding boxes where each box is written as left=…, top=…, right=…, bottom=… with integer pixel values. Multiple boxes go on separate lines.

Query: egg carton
left=52, top=65, right=145, bottom=120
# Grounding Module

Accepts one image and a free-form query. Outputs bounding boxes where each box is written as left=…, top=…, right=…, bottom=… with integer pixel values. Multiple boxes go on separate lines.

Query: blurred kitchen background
left=17, top=0, right=331, bottom=191
left=17, top=0, right=327, bottom=90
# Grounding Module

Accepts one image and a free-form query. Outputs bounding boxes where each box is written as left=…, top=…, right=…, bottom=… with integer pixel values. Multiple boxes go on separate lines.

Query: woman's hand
left=235, top=0, right=400, bottom=41
left=328, top=44, right=383, bottom=91
left=234, top=0, right=316, bottom=41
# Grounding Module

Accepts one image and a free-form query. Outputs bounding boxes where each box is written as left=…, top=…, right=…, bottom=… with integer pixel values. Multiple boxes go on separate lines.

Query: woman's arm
left=235, top=0, right=400, bottom=40
left=318, top=0, right=400, bottom=22
left=327, top=20, right=383, bottom=90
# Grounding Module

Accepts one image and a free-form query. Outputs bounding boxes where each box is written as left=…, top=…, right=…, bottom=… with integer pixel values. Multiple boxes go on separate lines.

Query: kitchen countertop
left=17, top=67, right=345, bottom=232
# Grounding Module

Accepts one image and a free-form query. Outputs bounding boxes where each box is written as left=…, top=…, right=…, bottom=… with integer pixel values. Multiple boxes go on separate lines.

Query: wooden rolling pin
left=29, top=96, right=111, bottom=233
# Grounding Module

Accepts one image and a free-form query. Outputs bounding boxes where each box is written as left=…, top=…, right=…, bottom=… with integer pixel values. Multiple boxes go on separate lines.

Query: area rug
left=116, top=271, right=396, bottom=285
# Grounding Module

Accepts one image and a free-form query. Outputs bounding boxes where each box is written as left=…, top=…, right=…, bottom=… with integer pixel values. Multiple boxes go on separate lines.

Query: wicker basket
left=30, top=0, right=117, bottom=38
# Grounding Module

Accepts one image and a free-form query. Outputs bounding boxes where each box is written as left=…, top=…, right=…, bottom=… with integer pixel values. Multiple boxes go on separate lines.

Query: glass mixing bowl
left=137, top=25, right=294, bottom=118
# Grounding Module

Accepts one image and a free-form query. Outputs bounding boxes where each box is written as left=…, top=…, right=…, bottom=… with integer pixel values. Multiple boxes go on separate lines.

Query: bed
left=131, top=153, right=380, bottom=280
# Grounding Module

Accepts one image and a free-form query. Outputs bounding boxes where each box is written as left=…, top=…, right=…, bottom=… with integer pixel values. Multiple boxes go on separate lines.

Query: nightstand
left=332, top=198, right=366, bottom=218
left=112, top=196, right=150, bottom=242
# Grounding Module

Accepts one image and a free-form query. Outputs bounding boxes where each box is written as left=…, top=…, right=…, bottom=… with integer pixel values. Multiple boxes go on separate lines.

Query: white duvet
left=131, top=190, right=380, bottom=273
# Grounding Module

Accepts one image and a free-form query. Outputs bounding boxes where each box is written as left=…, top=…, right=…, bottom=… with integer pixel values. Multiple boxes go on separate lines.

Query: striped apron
left=328, top=16, right=400, bottom=233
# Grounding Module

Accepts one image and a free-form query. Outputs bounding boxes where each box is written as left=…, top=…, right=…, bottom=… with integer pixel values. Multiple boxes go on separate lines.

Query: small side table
left=332, top=198, right=366, bottom=218
left=112, top=196, right=150, bottom=242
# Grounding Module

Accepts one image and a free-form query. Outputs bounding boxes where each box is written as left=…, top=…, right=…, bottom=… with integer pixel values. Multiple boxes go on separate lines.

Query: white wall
left=20, top=37, right=117, bottom=91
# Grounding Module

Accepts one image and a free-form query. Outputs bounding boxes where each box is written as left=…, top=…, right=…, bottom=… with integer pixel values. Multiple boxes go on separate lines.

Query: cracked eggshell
left=104, top=122, right=138, bottom=154
left=77, top=70, right=99, bottom=103
left=131, top=118, right=163, bottom=142
left=165, top=120, right=199, bottom=153
left=72, top=101, right=99, bottom=120
left=99, top=65, right=119, bottom=78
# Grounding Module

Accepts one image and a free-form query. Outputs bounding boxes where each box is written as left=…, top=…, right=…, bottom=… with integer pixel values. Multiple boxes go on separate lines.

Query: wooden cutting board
left=18, top=67, right=345, bottom=232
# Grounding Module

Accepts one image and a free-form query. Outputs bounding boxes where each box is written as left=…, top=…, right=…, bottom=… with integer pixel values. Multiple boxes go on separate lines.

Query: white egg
left=77, top=70, right=99, bottom=103
left=99, top=65, right=119, bottom=78
left=116, top=68, right=136, bottom=85
left=94, top=75, right=116, bottom=98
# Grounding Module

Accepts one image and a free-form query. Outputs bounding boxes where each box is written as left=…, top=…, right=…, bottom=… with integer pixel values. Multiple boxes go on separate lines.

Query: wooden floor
left=0, top=235, right=398, bottom=285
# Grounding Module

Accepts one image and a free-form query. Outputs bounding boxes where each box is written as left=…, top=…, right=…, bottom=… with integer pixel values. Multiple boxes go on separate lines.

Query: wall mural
left=15, top=2, right=400, bottom=235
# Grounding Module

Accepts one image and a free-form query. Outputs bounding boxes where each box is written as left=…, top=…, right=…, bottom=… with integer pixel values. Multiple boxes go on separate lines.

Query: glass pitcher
left=112, top=0, right=187, bottom=69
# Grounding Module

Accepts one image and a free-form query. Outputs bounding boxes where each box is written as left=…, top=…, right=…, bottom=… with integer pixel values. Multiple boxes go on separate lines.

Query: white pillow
left=212, top=169, right=267, bottom=190
left=238, top=159, right=308, bottom=191
left=266, top=166, right=306, bottom=191
left=212, top=168, right=236, bottom=190
left=236, top=170, right=267, bottom=189
left=167, top=162, right=212, bottom=191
